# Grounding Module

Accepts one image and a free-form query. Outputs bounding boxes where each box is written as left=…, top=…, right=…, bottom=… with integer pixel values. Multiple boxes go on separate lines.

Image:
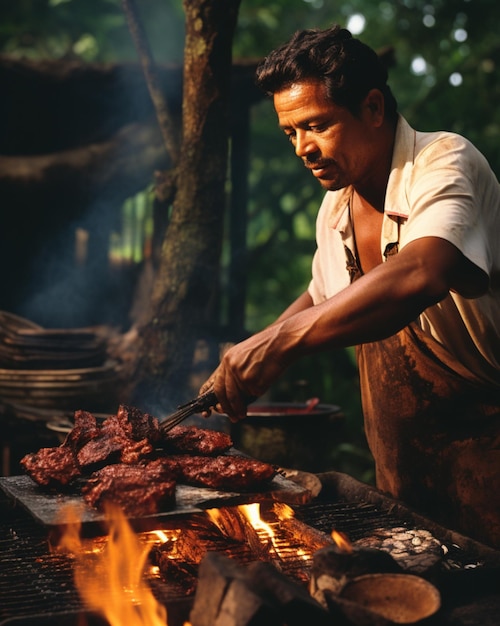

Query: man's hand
left=201, top=327, right=290, bottom=421
left=199, top=291, right=315, bottom=422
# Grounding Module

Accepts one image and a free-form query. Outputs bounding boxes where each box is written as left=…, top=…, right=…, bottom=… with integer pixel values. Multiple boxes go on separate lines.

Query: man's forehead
left=274, top=78, right=328, bottom=100
left=274, top=81, right=337, bottom=125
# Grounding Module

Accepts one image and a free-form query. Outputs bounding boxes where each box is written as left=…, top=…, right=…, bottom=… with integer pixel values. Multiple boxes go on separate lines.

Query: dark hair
left=255, top=25, right=398, bottom=122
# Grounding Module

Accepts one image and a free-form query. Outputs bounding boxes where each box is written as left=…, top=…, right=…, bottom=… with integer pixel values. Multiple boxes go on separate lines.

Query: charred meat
left=63, top=410, right=100, bottom=451
left=82, top=460, right=176, bottom=515
left=21, top=404, right=159, bottom=486
left=158, top=454, right=276, bottom=491
left=20, top=446, right=81, bottom=487
left=161, top=425, right=233, bottom=456
left=111, top=405, right=161, bottom=443
left=20, top=403, right=277, bottom=514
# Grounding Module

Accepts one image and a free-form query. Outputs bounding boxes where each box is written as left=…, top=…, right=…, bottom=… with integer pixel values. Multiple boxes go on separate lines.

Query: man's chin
left=318, top=179, right=344, bottom=192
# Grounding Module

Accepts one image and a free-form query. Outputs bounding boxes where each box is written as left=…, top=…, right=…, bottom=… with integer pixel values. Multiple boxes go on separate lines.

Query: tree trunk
left=132, top=0, right=242, bottom=412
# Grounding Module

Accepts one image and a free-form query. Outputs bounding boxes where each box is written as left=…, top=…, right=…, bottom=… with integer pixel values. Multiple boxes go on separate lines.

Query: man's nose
left=294, top=130, right=316, bottom=158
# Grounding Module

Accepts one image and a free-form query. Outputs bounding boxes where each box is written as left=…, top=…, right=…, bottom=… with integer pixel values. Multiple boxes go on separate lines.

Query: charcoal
left=310, top=544, right=402, bottom=593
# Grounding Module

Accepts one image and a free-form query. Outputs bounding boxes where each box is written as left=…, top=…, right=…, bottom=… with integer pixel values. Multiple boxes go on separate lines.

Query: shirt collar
left=325, top=115, right=416, bottom=230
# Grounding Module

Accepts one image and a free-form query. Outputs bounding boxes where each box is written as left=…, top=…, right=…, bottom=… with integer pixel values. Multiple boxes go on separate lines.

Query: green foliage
left=0, top=0, right=185, bottom=61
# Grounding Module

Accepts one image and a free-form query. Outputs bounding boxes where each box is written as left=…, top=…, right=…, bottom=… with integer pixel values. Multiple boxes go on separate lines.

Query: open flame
left=239, top=503, right=275, bottom=538
left=53, top=499, right=316, bottom=625
left=331, top=529, right=353, bottom=553
left=54, top=504, right=183, bottom=626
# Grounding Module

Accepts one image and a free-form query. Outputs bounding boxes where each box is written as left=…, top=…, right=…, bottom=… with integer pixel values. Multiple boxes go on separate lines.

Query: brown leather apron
left=348, top=246, right=500, bottom=548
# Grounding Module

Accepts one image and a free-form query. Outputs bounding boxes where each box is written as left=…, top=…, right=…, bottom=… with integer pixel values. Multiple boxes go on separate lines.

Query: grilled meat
left=158, top=454, right=276, bottom=491
left=20, top=446, right=81, bottom=487
left=21, top=405, right=159, bottom=485
left=63, top=410, right=100, bottom=451
left=20, top=403, right=277, bottom=514
left=161, top=425, right=233, bottom=456
left=76, top=435, right=154, bottom=471
left=82, top=460, right=176, bottom=515
left=112, top=405, right=161, bottom=443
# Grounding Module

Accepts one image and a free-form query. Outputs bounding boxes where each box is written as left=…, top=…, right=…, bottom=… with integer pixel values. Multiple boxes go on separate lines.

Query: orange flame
left=51, top=503, right=84, bottom=553
left=239, top=503, right=275, bottom=537
left=56, top=503, right=168, bottom=626
left=331, top=529, right=353, bottom=553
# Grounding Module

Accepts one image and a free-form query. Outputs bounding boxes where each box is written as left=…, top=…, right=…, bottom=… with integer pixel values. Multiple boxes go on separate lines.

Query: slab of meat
left=76, top=433, right=154, bottom=471
left=63, top=410, right=100, bottom=451
left=21, top=405, right=159, bottom=485
left=77, top=404, right=160, bottom=473
left=161, top=425, right=233, bottom=456
left=72, top=405, right=158, bottom=471
left=20, top=446, right=81, bottom=487
left=112, top=405, right=161, bottom=443
left=82, top=460, right=176, bottom=515
left=158, top=454, right=276, bottom=491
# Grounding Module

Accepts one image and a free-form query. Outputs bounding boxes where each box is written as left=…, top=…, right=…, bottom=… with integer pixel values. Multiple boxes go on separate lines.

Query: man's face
left=274, top=79, right=380, bottom=192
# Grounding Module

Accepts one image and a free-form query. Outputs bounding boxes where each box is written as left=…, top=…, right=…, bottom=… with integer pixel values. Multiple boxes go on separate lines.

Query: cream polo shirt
left=308, top=115, right=500, bottom=385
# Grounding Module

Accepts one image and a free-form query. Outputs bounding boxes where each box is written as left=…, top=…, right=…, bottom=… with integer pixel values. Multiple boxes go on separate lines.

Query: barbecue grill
left=1, top=470, right=499, bottom=626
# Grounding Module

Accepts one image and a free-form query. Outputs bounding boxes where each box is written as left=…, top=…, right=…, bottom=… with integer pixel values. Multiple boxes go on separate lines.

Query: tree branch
left=121, top=0, right=181, bottom=165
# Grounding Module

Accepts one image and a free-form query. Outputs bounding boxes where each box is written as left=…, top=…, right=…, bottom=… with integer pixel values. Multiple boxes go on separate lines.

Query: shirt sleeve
left=401, top=134, right=493, bottom=276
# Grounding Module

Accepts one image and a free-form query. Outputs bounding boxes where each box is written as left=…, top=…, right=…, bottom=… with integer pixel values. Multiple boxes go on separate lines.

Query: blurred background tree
left=2, top=0, right=500, bottom=481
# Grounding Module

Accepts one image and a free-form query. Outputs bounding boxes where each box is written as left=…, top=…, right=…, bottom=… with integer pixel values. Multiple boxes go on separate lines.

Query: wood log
left=189, top=552, right=332, bottom=626
left=277, top=514, right=334, bottom=553
left=246, top=560, right=332, bottom=626
left=189, top=552, right=277, bottom=626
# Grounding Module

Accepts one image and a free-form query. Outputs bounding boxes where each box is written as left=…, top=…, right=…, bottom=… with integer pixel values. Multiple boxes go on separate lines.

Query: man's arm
left=207, top=236, right=488, bottom=420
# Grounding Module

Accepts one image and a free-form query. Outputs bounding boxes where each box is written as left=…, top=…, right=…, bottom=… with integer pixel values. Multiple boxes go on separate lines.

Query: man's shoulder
left=397, top=115, right=476, bottom=161
left=415, top=127, right=473, bottom=155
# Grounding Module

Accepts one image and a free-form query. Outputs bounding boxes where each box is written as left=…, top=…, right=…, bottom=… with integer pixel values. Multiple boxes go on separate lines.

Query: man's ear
left=364, top=89, right=385, bottom=126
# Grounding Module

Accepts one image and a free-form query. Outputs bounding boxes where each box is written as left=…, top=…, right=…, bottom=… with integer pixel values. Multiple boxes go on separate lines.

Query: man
left=201, top=25, right=500, bottom=547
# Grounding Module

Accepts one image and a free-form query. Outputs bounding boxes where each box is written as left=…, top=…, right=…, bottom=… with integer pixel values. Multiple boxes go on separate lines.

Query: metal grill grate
left=0, top=496, right=317, bottom=623
left=295, top=499, right=410, bottom=541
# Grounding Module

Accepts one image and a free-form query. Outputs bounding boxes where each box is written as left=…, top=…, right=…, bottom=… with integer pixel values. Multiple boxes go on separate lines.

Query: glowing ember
left=273, top=502, right=295, bottom=520
left=331, top=529, right=353, bottom=553
left=205, top=507, right=228, bottom=533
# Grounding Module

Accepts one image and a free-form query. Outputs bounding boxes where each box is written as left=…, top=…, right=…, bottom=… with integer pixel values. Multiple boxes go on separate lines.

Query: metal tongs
left=159, top=390, right=218, bottom=434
